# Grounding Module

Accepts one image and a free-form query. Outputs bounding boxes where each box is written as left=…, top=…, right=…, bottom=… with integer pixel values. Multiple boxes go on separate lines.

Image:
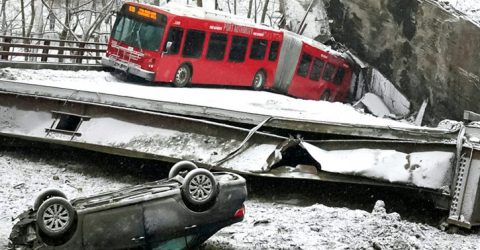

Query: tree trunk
left=197, top=0, right=202, bottom=7
left=33, top=0, right=44, bottom=36
left=60, top=0, right=71, bottom=40
left=260, top=0, right=269, bottom=24
left=234, top=0, right=236, bottom=15
left=26, top=0, right=35, bottom=37
left=247, top=0, right=253, bottom=18
left=278, top=0, right=286, bottom=28
left=1, top=0, right=7, bottom=35
left=20, top=0, right=26, bottom=37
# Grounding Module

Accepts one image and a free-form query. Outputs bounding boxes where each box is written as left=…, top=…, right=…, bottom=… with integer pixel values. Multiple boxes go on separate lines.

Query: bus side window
left=322, top=63, right=336, bottom=81
left=206, top=33, right=228, bottom=60
left=182, top=29, right=206, bottom=58
left=228, top=36, right=248, bottom=62
left=250, top=39, right=267, bottom=60
left=296, top=53, right=312, bottom=77
left=268, top=41, right=280, bottom=61
left=333, top=68, right=346, bottom=85
left=309, top=58, right=325, bottom=81
left=163, top=27, right=184, bottom=54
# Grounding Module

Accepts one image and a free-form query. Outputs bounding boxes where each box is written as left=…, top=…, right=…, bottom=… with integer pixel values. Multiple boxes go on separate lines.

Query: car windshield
left=112, top=15, right=165, bottom=51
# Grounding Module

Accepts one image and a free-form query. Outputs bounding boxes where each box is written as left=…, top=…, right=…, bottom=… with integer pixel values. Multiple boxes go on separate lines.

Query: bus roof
left=157, top=2, right=348, bottom=60
left=129, top=2, right=281, bottom=33
left=125, top=2, right=348, bottom=62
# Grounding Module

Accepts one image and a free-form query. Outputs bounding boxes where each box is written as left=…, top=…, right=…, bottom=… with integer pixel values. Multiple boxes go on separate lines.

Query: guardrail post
left=1, top=37, right=11, bottom=60
left=41, top=40, right=50, bottom=62
left=76, top=42, right=85, bottom=64
left=58, top=40, right=65, bottom=63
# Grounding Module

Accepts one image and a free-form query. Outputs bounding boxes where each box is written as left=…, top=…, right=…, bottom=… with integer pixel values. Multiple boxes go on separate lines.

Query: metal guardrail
left=0, top=35, right=107, bottom=70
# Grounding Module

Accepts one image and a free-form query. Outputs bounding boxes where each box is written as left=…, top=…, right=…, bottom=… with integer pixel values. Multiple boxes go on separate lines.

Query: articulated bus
left=102, top=2, right=353, bottom=102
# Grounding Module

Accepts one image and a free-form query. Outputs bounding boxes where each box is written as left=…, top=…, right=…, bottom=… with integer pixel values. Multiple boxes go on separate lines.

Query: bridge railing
left=0, top=35, right=107, bottom=70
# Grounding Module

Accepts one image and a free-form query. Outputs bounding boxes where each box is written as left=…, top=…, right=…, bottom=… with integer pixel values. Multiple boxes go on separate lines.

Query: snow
left=0, top=68, right=447, bottom=131
left=1, top=147, right=480, bottom=249
left=205, top=200, right=480, bottom=249
left=439, top=0, right=480, bottom=24
left=302, top=142, right=455, bottom=189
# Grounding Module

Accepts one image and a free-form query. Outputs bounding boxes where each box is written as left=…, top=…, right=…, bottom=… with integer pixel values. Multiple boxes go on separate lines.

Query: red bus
left=102, top=2, right=353, bottom=102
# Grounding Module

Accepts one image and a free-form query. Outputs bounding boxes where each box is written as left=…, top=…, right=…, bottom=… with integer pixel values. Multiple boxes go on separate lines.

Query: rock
left=372, top=200, right=387, bottom=215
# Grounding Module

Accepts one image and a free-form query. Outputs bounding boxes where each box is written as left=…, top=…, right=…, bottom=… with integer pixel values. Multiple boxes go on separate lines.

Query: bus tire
left=320, top=90, right=330, bottom=101
left=252, top=70, right=266, bottom=90
left=173, top=64, right=191, bottom=87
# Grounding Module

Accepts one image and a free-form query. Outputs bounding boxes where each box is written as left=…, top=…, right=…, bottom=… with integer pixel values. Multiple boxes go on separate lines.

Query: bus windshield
left=112, top=15, right=166, bottom=51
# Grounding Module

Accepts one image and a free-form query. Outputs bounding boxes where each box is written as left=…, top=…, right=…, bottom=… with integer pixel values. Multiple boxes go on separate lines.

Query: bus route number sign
left=128, top=6, right=157, bottom=21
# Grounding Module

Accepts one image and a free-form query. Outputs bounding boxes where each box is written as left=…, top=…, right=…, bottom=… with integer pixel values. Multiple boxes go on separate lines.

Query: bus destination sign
left=128, top=6, right=157, bottom=20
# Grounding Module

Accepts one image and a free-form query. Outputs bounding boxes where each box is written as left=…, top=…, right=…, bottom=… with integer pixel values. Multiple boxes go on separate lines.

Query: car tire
left=320, top=90, right=330, bottom=101
left=252, top=70, right=266, bottom=90
left=173, top=64, right=191, bottom=87
left=182, top=169, right=218, bottom=209
left=36, top=197, right=75, bottom=238
left=168, top=160, right=198, bottom=179
left=33, top=189, right=67, bottom=211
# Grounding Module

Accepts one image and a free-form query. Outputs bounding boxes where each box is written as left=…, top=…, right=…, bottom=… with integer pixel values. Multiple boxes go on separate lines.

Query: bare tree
left=20, top=0, right=26, bottom=37
left=1, top=0, right=8, bottom=35
left=197, top=0, right=202, bottom=7
left=247, top=0, right=253, bottom=18
left=278, top=0, right=286, bottom=28
left=26, top=0, right=35, bottom=37
left=260, top=0, right=269, bottom=24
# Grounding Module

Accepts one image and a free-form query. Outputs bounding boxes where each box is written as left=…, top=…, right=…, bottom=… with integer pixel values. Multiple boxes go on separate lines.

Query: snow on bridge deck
left=0, top=68, right=449, bottom=132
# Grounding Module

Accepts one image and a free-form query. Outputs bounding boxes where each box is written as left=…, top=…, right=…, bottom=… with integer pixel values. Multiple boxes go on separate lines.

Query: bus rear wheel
left=173, top=64, right=191, bottom=87
left=252, top=70, right=266, bottom=90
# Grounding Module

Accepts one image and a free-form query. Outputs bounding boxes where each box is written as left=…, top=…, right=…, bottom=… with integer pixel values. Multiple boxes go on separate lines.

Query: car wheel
left=182, top=169, right=218, bottom=208
left=320, top=90, right=330, bottom=101
left=173, top=64, right=191, bottom=87
left=252, top=70, right=266, bottom=90
left=33, top=189, right=67, bottom=211
left=36, top=197, right=75, bottom=238
left=168, top=160, right=198, bottom=179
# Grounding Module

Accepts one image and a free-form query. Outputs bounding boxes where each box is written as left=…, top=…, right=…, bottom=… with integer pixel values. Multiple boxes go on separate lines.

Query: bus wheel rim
left=254, top=72, right=264, bottom=88
left=176, top=67, right=188, bottom=84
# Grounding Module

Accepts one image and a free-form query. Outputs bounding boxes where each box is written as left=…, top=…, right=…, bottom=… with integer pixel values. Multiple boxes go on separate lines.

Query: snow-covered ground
left=440, top=0, right=480, bottom=24
left=0, top=68, right=441, bottom=130
left=1, top=145, right=479, bottom=249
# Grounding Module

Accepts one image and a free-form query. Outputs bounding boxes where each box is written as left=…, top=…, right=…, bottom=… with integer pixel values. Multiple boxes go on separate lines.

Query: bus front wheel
left=173, top=64, right=191, bottom=87
left=252, top=70, right=266, bottom=90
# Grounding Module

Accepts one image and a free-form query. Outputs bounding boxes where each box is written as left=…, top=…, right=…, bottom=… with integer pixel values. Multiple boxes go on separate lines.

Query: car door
left=82, top=204, right=146, bottom=249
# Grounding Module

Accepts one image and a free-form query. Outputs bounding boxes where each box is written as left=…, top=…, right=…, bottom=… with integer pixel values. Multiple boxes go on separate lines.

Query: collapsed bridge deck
left=0, top=71, right=479, bottom=228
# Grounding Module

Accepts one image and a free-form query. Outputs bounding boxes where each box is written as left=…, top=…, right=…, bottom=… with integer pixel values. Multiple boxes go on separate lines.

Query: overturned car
left=9, top=161, right=247, bottom=249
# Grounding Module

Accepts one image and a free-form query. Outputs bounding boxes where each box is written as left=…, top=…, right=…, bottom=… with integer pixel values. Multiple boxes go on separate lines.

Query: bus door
left=157, top=25, right=185, bottom=82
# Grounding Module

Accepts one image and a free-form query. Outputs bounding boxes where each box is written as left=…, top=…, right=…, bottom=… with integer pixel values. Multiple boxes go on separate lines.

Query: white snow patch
left=302, top=142, right=454, bottom=189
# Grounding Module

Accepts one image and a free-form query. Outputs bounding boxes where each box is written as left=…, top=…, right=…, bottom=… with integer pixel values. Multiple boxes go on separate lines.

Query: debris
left=414, top=99, right=428, bottom=126
left=354, top=93, right=392, bottom=118
left=253, top=219, right=271, bottom=226
left=372, top=200, right=387, bottom=215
